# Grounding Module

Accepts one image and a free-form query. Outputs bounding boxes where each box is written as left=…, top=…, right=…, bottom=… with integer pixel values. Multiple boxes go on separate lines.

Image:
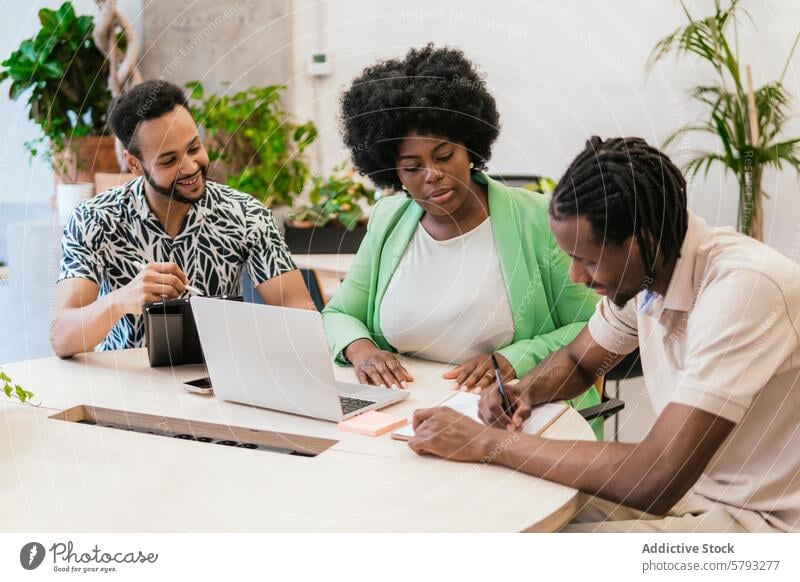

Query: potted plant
left=521, top=176, right=557, bottom=195
left=286, top=165, right=378, bottom=254
left=0, top=2, right=119, bottom=184
left=186, top=81, right=318, bottom=224
left=1, top=369, right=33, bottom=403
left=649, top=0, right=800, bottom=241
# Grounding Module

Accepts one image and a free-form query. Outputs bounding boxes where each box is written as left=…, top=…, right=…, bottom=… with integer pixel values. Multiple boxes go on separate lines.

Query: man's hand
left=111, top=262, right=187, bottom=315
left=442, top=352, right=515, bottom=392
left=408, top=407, right=502, bottom=462
left=345, top=339, right=414, bottom=389
left=478, top=378, right=535, bottom=431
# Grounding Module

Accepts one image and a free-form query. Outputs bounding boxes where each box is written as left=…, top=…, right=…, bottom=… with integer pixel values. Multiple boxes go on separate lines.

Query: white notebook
left=392, top=391, right=568, bottom=439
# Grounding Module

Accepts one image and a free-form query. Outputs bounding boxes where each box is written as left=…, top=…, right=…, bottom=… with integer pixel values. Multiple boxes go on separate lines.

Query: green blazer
left=322, top=172, right=603, bottom=438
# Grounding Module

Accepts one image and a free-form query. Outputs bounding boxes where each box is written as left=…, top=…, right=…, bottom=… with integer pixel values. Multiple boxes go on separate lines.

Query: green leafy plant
left=521, top=176, right=557, bottom=195
left=1, top=369, right=33, bottom=403
left=186, top=81, right=318, bottom=207
left=0, top=2, right=111, bottom=160
left=649, top=0, right=800, bottom=240
left=290, top=165, right=377, bottom=230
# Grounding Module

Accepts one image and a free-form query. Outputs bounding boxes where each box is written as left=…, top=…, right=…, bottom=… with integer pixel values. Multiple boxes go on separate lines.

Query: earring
left=469, top=162, right=475, bottom=169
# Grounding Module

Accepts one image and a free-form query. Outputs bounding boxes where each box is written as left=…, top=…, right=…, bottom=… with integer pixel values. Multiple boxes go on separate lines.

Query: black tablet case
left=143, top=295, right=243, bottom=367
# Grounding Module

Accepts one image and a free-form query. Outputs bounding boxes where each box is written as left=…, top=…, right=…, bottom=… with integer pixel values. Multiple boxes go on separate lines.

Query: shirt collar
left=130, top=176, right=216, bottom=235
left=130, top=176, right=151, bottom=222
left=658, top=210, right=711, bottom=314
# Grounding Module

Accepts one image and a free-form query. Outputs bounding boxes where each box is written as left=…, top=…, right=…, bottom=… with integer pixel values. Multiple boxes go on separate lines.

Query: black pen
left=490, top=354, right=514, bottom=418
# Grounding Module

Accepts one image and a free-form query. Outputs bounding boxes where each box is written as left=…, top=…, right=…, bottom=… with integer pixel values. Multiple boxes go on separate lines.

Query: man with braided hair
left=407, top=136, right=800, bottom=533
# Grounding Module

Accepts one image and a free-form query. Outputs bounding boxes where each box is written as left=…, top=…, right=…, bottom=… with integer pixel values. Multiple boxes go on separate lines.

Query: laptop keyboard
left=339, top=396, right=376, bottom=415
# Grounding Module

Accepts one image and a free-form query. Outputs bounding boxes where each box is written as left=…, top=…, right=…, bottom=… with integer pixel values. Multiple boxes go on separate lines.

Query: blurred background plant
left=649, top=0, right=800, bottom=240
left=520, top=176, right=557, bottom=195
left=290, top=164, right=378, bottom=231
left=186, top=81, right=318, bottom=208
left=0, top=2, right=111, bottom=165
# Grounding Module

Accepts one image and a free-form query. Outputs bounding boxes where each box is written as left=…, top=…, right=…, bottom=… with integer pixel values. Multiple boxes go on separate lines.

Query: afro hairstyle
left=339, top=44, right=501, bottom=190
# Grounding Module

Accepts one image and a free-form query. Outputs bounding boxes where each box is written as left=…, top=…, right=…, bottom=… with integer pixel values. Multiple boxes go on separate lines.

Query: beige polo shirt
left=588, top=211, right=800, bottom=532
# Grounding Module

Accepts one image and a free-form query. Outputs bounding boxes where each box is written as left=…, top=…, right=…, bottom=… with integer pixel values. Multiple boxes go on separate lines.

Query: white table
left=292, top=254, right=355, bottom=280
left=0, top=350, right=594, bottom=532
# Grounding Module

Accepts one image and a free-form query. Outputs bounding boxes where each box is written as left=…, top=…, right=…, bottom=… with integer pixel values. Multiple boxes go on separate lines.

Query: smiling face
left=124, top=105, right=210, bottom=204
left=395, top=133, right=477, bottom=217
left=549, top=214, right=650, bottom=307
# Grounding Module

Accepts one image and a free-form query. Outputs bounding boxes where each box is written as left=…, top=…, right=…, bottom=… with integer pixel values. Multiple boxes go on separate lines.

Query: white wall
left=288, top=0, right=800, bottom=255
left=2, top=1, right=799, bottom=256
left=0, top=0, right=142, bottom=206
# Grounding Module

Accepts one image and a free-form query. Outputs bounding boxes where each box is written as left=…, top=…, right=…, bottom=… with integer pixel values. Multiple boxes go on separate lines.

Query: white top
left=380, top=218, right=515, bottom=364
left=588, top=211, right=800, bottom=532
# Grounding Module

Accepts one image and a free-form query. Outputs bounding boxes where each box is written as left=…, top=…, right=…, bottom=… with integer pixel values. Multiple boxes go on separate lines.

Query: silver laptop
left=190, top=297, right=409, bottom=422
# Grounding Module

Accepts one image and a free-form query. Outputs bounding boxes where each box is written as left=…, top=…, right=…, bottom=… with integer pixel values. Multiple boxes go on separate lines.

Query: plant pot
left=53, top=135, right=120, bottom=185
left=283, top=223, right=367, bottom=254
left=94, top=171, right=136, bottom=194
left=56, top=182, right=94, bottom=225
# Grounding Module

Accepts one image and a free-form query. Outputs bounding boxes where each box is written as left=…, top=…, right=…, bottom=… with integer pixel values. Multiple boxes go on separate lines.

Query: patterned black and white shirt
left=58, top=177, right=296, bottom=351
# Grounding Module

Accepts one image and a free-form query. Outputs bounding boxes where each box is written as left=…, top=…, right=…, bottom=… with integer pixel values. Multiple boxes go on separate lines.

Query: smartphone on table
left=183, top=377, right=213, bottom=395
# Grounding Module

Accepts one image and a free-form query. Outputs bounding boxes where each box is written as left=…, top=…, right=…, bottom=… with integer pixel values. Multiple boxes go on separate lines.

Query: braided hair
left=550, top=136, right=688, bottom=282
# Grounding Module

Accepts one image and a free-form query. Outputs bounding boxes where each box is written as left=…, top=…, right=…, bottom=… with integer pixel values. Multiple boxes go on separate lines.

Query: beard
left=611, top=290, right=639, bottom=308
left=610, top=276, right=654, bottom=308
left=141, top=163, right=208, bottom=205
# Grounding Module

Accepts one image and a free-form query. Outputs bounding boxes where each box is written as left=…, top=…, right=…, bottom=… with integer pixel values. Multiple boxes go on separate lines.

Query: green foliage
left=521, top=176, right=557, bottom=195
left=649, top=0, right=800, bottom=237
left=0, top=2, right=111, bottom=159
left=186, top=81, right=318, bottom=207
left=290, top=165, right=377, bottom=230
left=1, top=369, right=33, bottom=404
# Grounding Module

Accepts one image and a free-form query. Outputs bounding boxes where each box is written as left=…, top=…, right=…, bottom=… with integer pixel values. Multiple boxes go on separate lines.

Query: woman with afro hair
left=322, top=45, right=602, bottom=437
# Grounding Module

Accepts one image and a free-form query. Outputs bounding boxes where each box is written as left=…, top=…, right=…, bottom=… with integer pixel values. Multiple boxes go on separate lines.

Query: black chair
left=578, top=349, right=642, bottom=440
left=242, top=268, right=326, bottom=312
left=300, top=268, right=326, bottom=312
left=577, top=377, right=626, bottom=423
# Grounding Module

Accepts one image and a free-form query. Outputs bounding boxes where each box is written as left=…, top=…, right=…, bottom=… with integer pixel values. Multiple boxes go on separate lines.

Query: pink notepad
left=337, top=411, right=408, bottom=436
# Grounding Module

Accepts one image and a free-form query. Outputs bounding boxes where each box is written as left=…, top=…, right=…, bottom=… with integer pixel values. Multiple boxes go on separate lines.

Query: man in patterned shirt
left=51, top=80, right=314, bottom=357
